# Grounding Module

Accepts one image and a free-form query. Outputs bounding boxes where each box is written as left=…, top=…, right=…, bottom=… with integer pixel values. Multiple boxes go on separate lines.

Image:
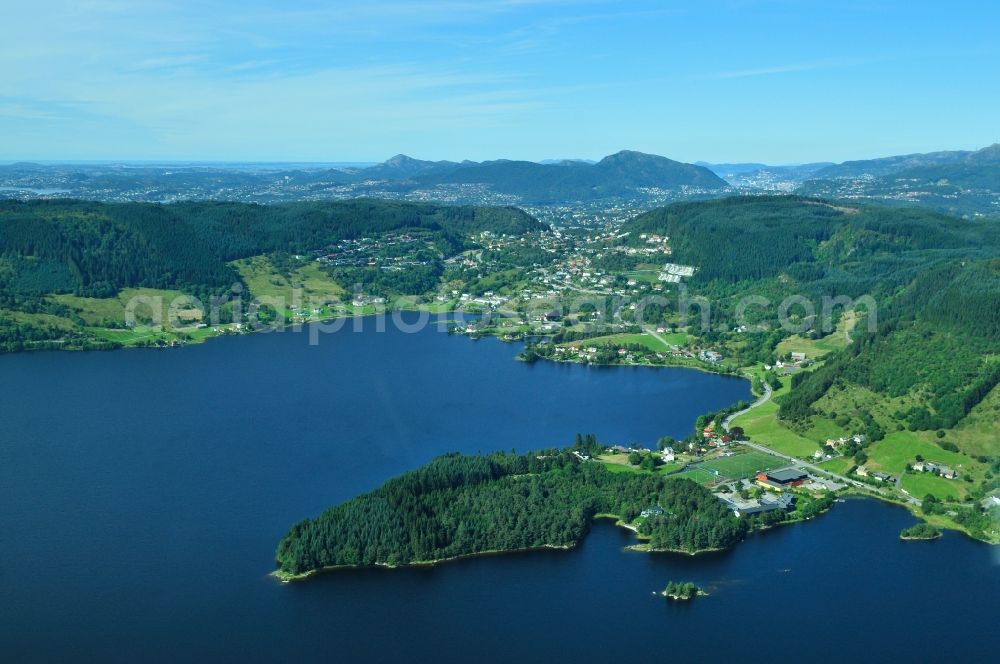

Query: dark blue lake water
left=1, top=316, right=997, bottom=662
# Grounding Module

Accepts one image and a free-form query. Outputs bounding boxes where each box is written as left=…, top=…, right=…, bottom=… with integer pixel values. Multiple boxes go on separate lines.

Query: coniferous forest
left=274, top=449, right=750, bottom=576
left=0, top=198, right=541, bottom=300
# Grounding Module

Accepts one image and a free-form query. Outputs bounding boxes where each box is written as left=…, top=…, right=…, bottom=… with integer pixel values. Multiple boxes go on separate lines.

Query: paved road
left=718, top=377, right=913, bottom=502
left=721, top=379, right=772, bottom=431
left=643, top=326, right=696, bottom=359
left=739, top=438, right=891, bottom=497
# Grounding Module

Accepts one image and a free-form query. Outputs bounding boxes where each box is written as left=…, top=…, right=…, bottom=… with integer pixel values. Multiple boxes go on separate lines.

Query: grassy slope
left=596, top=454, right=684, bottom=475
left=866, top=431, right=979, bottom=474
left=775, top=311, right=855, bottom=358
left=731, top=393, right=819, bottom=457
left=53, top=288, right=201, bottom=327
left=945, top=382, right=1000, bottom=457
left=900, top=473, right=965, bottom=501
left=733, top=315, right=857, bottom=459
left=233, top=256, right=344, bottom=310
left=818, top=457, right=855, bottom=475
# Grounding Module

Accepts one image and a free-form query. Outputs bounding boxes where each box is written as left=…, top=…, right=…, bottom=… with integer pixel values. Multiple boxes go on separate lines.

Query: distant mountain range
left=796, top=144, right=1000, bottom=217
left=808, top=144, right=1000, bottom=179
left=354, top=154, right=465, bottom=180
left=0, top=150, right=728, bottom=205
left=409, top=150, right=727, bottom=203
left=333, top=150, right=727, bottom=202
left=3, top=145, right=1000, bottom=215
left=700, top=162, right=834, bottom=183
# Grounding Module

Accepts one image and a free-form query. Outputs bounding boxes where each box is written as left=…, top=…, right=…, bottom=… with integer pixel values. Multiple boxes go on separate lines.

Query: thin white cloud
left=706, top=58, right=871, bottom=80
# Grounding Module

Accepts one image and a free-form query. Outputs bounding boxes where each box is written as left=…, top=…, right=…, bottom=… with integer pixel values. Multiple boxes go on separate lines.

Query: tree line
left=0, top=199, right=542, bottom=299
left=274, top=448, right=754, bottom=575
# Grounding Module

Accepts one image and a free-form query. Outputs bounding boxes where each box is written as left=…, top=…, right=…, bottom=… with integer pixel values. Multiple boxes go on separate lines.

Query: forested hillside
left=0, top=198, right=542, bottom=351
left=275, top=449, right=750, bottom=576
left=624, top=196, right=1000, bottom=466
left=0, top=199, right=541, bottom=299
left=624, top=195, right=997, bottom=290
left=778, top=259, right=1000, bottom=433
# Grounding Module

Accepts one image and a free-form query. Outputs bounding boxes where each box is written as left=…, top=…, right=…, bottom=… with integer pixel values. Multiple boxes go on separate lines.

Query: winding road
left=718, top=375, right=908, bottom=502
left=646, top=324, right=917, bottom=505
left=721, top=379, right=772, bottom=431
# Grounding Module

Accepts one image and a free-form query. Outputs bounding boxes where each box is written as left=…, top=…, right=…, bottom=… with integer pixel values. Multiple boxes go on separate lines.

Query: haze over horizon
left=3, top=0, right=999, bottom=164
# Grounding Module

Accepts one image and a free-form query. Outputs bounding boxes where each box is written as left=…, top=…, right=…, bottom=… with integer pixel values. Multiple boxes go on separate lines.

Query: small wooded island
left=900, top=523, right=943, bottom=540
left=662, top=581, right=705, bottom=601
left=274, top=448, right=790, bottom=580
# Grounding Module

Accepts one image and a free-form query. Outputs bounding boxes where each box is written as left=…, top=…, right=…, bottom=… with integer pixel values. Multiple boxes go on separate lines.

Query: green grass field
left=52, top=288, right=200, bottom=328
left=733, top=314, right=871, bottom=461
left=51, top=293, right=127, bottom=325
left=600, top=462, right=638, bottom=474
left=655, top=331, right=691, bottom=346
left=775, top=310, right=855, bottom=359
left=730, top=390, right=820, bottom=458
left=596, top=455, right=684, bottom=475
left=674, top=467, right=720, bottom=486
left=8, top=310, right=78, bottom=331
left=563, top=332, right=673, bottom=353
left=900, top=472, right=965, bottom=502
left=818, top=457, right=855, bottom=475
left=233, top=255, right=344, bottom=309
left=800, top=416, right=852, bottom=443
left=699, top=452, right=784, bottom=479
left=866, top=431, right=978, bottom=475
left=624, top=269, right=661, bottom=284
left=946, top=382, right=1000, bottom=457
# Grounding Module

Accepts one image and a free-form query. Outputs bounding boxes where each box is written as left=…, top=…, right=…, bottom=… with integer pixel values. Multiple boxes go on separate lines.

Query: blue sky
left=2, top=0, right=998, bottom=163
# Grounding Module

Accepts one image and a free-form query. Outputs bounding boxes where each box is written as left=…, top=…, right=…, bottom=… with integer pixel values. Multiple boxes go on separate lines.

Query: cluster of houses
left=605, top=443, right=677, bottom=464
left=550, top=338, right=689, bottom=365
left=815, top=433, right=866, bottom=460
left=350, top=296, right=386, bottom=308
left=852, top=457, right=959, bottom=483
left=608, top=444, right=654, bottom=455
left=824, top=434, right=866, bottom=450
left=700, top=424, right=734, bottom=448
left=640, top=505, right=665, bottom=518
left=698, top=350, right=723, bottom=363
left=764, top=352, right=808, bottom=375
left=854, top=466, right=896, bottom=483
left=912, top=461, right=959, bottom=480
left=638, top=233, right=671, bottom=247
left=456, top=290, right=510, bottom=310
left=315, top=233, right=432, bottom=268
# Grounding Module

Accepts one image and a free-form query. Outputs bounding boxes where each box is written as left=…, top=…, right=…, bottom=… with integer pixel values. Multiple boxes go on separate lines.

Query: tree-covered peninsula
left=274, top=449, right=759, bottom=579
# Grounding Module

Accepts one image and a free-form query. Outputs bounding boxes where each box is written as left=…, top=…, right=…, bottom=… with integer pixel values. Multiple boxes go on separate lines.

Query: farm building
left=756, top=468, right=808, bottom=490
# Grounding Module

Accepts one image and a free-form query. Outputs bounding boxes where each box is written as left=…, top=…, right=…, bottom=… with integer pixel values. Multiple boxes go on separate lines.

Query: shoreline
left=843, top=490, right=997, bottom=545
left=520, top=350, right=742, bottom=380
left=271, top=542, right=578, bottom=583
left=900, top=533, right=943, bottom=541
left=273, top=510, right=801, bottom=583
left=5, top=306, right=471, bottom=356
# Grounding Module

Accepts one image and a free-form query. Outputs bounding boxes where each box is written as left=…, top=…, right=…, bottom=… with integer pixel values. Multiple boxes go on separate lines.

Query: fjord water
left=0, top=316, right=996, bottom=662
